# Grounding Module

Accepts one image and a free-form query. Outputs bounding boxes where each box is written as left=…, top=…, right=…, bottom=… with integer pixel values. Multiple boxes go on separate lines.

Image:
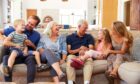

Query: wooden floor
left=0, top=74, right=109, bottom=84
left=30, top=82, right=65, bottom=84
left=0, top=82, right=16, bottom=84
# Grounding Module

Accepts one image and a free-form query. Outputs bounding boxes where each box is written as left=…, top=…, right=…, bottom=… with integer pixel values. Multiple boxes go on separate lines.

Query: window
left=59, top=9, right=85, bottom=27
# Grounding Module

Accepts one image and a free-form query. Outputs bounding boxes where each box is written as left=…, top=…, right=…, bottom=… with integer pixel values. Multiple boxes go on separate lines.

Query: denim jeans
left=2, top=55, right=36, bottom=83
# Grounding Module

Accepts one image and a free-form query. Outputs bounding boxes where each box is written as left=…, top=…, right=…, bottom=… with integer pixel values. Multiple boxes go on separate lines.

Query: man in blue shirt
left=0, top=15, right=41, bottom=83
left=66, top=19, right=95, bottom=84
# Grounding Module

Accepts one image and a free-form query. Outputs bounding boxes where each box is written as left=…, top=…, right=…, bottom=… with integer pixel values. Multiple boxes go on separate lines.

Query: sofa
left=0, top=29, right=140, bottom=84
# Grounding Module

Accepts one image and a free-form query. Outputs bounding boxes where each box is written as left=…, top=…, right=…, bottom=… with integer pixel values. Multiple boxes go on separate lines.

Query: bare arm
left=67, top=44, right=94, bottom=55
left=3, top=36, right=18, bottom=47
left=80, top=45, right=94, bottom=51
left=109, top=40, right=129, bottom=54
left=67, top=45, right=81, bottom=54
left=23, top=46, right=28, bottom=56
left=38, top=48, right=45, bottom=55
left=23, top=41, right=28, bottom=56
left=62, top=54, right=67, bottom=61
left=23, top=46, right=28, bottom=52
left=102, top=44, right=113, bottom=58
left=0, top=29, right=5, bottom=40
left=25, top=39, right=36, bottom=50
left=88, top=44, right=94, bottom=50
left=60, top=54, right=67, bottom=64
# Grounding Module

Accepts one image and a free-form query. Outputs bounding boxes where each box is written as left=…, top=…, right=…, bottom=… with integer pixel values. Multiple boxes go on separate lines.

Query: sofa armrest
left=10, top=60, right=108, bottom=76
left=118, top=62, right=140, bottom=84
left=92, top=60, right=107, bottom=74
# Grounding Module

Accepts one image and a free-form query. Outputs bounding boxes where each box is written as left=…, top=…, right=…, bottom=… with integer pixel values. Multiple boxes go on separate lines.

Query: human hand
left=104, top=49, right=111, bottom=56
left=84, top=50, right=94, bottom=57
left=80, top=46, right=88, bottom=51
left=25, top=40, right=33, bottom=46
left=98, top=54, right=107, bottom=59
left=25, top=39, right=36, bottom=49
left=60, top=60, right=66, bottom=64
left=102, top=54, right=107, bottom=59
left=79, top=49, right=85, bottom=56
left=15, top=44, right=21, bottom=49
left=23, top=50, right=28, bottom=56
left=96, top=55, right=104, bottom=60
left=0, top=36, right=5, bottom=40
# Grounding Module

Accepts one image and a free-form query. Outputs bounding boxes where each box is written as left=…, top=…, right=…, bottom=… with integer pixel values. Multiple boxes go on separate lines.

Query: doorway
left=124, top=1, right=130, bottom=26
left=27, top=9, right=37, bottom=19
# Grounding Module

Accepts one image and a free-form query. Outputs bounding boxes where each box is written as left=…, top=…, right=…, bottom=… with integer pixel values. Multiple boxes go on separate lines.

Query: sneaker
left=0, top=63, right=10, bottom=76
left=58, top=72, right=65, bottom=80
left=37, top=64, right=49, bottom=72
left=70, top=58, right=84, bottom=69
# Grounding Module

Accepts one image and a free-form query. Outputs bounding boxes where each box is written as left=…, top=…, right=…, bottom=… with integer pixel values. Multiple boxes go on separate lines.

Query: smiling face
left=44, top=17, right=52, bottom=23
left=14, top=19, right=25, bottom=33
left=110, top=24, right=117, bottom=35
left=78, top=21, right=88, bottom=36
left=17, top=21, right=25, bottom=32
left=98, top=30, right=104, bottom=40
left=25, top=17, right=38, bottom=31
left=51, top=22, right=60, bottom=36
left=43, top=16, right=53, bottom=23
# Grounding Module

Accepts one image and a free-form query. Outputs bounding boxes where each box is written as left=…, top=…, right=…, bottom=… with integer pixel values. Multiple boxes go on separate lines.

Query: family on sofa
left=0, top=15, right=133, bottom=84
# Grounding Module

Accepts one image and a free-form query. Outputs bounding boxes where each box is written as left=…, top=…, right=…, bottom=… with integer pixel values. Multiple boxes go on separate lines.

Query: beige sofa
left=0, top=29, right=140, bottom=84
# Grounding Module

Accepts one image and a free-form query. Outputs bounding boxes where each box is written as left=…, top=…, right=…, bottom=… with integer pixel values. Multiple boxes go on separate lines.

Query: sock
left=68, top=80, right=74, bottom=84
left=38, top=64, right=41, bottom=67
left=84, top=80, right=90, bottom=84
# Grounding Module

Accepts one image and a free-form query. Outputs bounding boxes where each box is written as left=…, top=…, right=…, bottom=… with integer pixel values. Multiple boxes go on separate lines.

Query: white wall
left=11, top=0, right=22, bottom=23
left=22, top=0, right=87, bottom=10
left=22, top=0, right=87, bottom=23
left=1, top=0, right=10, bottom=28
left=117, top=0, right=125, bottom=21
left=0, top=0, right=3, bottom=28
left=87, top=0, right=97, bottom=25
left=41, top=9, right=59, bottom=23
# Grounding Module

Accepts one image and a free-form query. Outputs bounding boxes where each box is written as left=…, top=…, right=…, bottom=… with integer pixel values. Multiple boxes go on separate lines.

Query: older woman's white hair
left=43, top=21, right=57, bottom=36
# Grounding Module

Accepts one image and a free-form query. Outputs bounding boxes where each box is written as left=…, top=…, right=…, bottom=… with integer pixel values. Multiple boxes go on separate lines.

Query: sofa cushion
left=92, top=60, right=107, bottom=74
left=132, top=37, right=140, bottom=61
left=118, top=62, right=140, bottom=84
left=17, top=60, right=107, bottom=74
left=0, top=60, right=107, bottom=77
left=30, top=82, right=65, bottom=84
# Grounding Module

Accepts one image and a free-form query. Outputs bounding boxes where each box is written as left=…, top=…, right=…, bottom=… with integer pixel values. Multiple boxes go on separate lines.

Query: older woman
left=37, top=21, right=67, bottom=83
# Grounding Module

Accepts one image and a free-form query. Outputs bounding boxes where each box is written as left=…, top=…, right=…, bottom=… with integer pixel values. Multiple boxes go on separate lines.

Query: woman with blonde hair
left=37, top=21, right=67, bottom=83
left=106, top=21, right=133, bottom=79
